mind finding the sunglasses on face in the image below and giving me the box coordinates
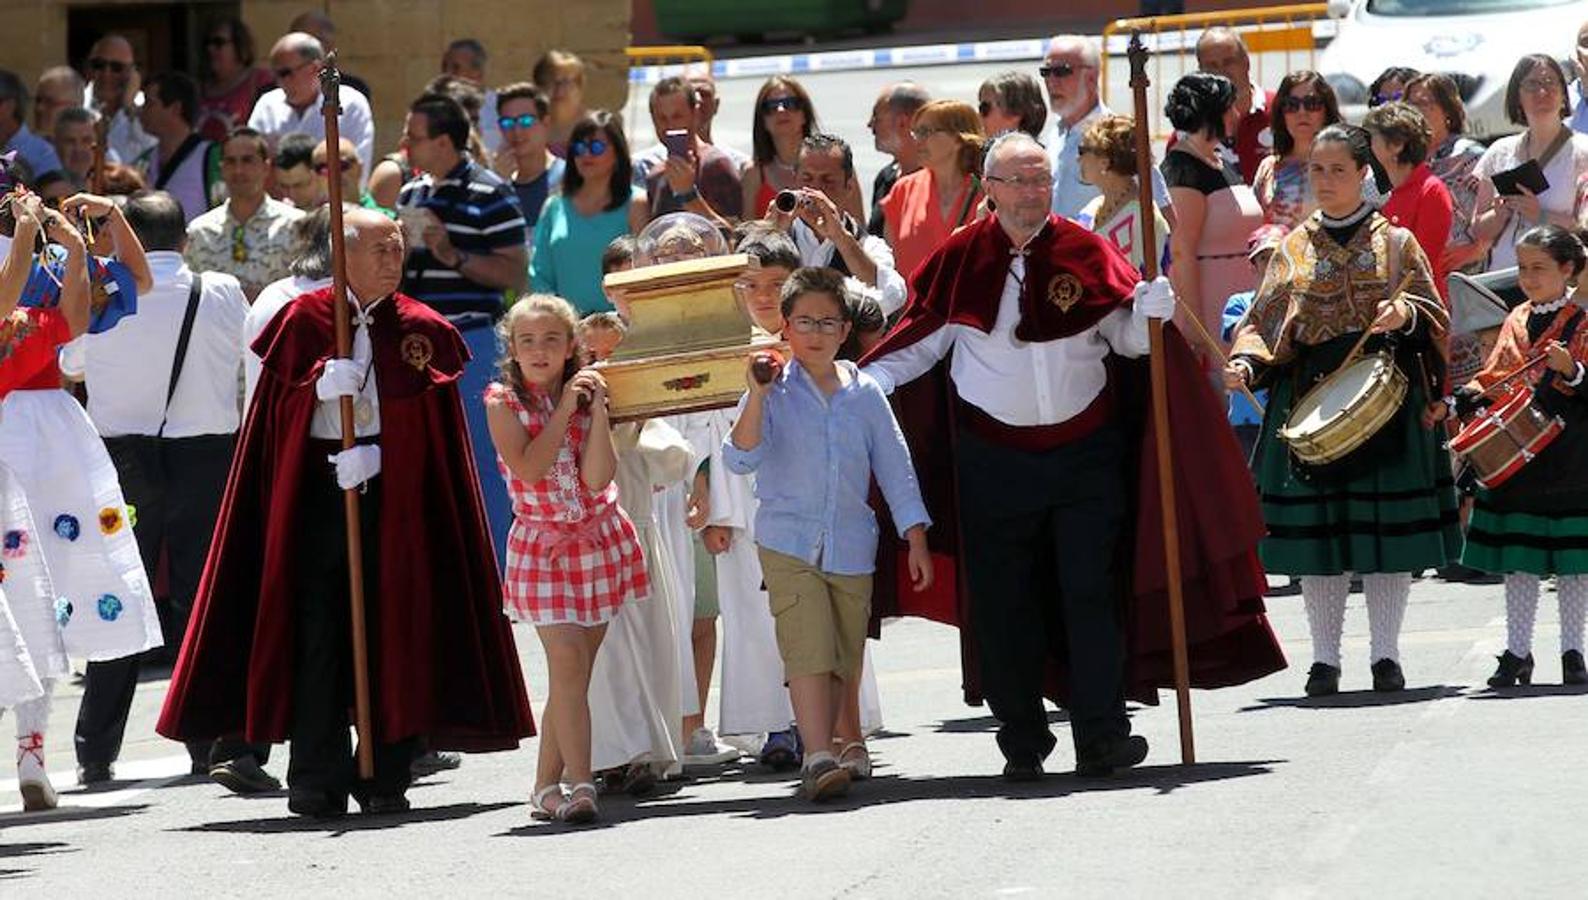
[789,316,844,335]
[571,139,609,157]
[231,224,248,264]
[1039,63,1077,80]
[1369,91,1403,108]
[1281,94,1327,113]
[273,61,310,80]
[206,36,232,49]
[314,159,355,175]
[760,96,802,116]
[498,114,539,132]
[978,100,996,117]
[88,58,130,75]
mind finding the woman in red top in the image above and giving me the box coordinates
[196,17,276,144]
[881,100,986,293]
[1365,103,1455,299]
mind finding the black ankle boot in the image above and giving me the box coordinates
[1563,650,1587,686]
[1487,651,1535,688]
[1371,658,1405,692]
[1304,662,1341,697]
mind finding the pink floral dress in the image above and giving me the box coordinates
[488,382,647,626]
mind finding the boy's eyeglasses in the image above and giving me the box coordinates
[759,96,802,116]
[789,316,844,335]
[1281,94,1327,113]
[498,114,539,132]
[571,139,609,157]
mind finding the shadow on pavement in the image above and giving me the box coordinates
[934,709,1069,734]
[1238,685,1464,712]
[2,803,150,827]
[494,760,1281,835]
[0,840,74,881]
[1469,684,1588,699]
[173,801,517,836]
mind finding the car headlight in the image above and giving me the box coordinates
[1325,73,1368,107]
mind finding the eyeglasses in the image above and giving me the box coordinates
[789,316,844,335]
[205,36,232,49]
[1281,94,1327,113]
[1038,63,1077,80]
[1368,90,1403,108]
[273,61,311,81]
[231,224,248,264]
[498,113,539,131]
[984,173,1054,191]
[1521,77,1562,95]
[978,100,996,117]
[571,139,609,157]
[314,159,355,175]
[759,96,802,116]
[910,126,947,141]
[88,58,130,75]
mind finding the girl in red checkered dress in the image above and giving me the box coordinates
[485,294,647,825]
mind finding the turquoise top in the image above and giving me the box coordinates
[529,190,636,315]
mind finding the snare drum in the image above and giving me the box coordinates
[1449,385,1565,489]
[1279,352,1409,466]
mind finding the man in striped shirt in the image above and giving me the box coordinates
[396,92,527,315]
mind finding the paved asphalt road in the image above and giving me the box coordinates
[4,574,1586,895]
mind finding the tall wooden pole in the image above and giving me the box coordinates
[89,117,107,195]
[320,55,377,781]
[1127,32,1195,765]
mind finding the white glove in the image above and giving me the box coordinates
[327,445,381,490]
[315,358,366,401]
[1132,276,1175,320]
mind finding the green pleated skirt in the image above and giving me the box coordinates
[1252,335,1462,576]
[1461,401,1588,575]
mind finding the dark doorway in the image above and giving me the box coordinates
[67,2,239,80]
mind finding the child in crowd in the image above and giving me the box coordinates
[1221,225,1285,463]
[577,311,627,364]
[725,267,932,801]
[1455,226,1588,687]
[485,294,649,824]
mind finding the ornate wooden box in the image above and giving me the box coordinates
[598,254,785,421]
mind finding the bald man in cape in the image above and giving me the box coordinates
[158,208,533,817]
[861,133,1284,781]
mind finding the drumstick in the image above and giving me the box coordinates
[1169,304,1266,414]
[1474,351,1551,402]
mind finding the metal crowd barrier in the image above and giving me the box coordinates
[1100,3,1331,140]
[623,45,715,138]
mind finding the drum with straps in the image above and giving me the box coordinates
[1449,384,1565,489]
[1279,350,1408,466]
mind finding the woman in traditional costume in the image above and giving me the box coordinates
[1455,226,1588,687]
[1228,124,1462,697]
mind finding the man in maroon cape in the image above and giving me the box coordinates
[861,133,1284,781]
[157,209,534,817]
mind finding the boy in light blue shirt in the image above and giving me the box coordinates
[723,266,932,802]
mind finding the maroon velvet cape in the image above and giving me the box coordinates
[157,288,535,751]
[864,215,1287,706]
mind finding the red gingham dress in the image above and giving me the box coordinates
[489,383,648,626]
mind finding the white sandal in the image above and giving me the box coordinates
[560,782,599,824]
[530,783,565,821]
[836,742,872,781]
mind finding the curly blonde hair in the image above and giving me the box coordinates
[496,293,580,396]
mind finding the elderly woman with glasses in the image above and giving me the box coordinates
[529,111,647,314]
[1470,54,1588,274]
[1253,71,1342,229]
[880,100,986,300]
[1075,114,1168,275]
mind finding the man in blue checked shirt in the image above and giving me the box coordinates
[723,266,932,803]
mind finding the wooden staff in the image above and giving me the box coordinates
[320,55,376,781]
[1128,32,1194,765]
[89,116,108,195]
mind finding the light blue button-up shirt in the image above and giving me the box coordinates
[1050,101,1171,221]
[722,359,930,576]
[2,124,63,182]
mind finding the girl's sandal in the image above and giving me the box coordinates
[836,741,872,781]
[530,783,566,821]
[559,782,599,824]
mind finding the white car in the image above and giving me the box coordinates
[1321,0,1588,138]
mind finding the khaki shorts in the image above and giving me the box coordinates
[756,546,872,682]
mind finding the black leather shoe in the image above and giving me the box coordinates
[287,789,347,819]
[76,762,114,786]
[1487,651,1535,688]
[1371,658,1406,692]
[210,755,282,794]
[1075,735,1149,778]
[1304,662,1341,697]
[357,793,411,816]
[1564,650,1587,685]
[1001,760,1043,783]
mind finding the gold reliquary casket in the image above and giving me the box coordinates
[597,253,786,421]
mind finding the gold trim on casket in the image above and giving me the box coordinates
[602,254,753,359]
[597,337,787,422]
